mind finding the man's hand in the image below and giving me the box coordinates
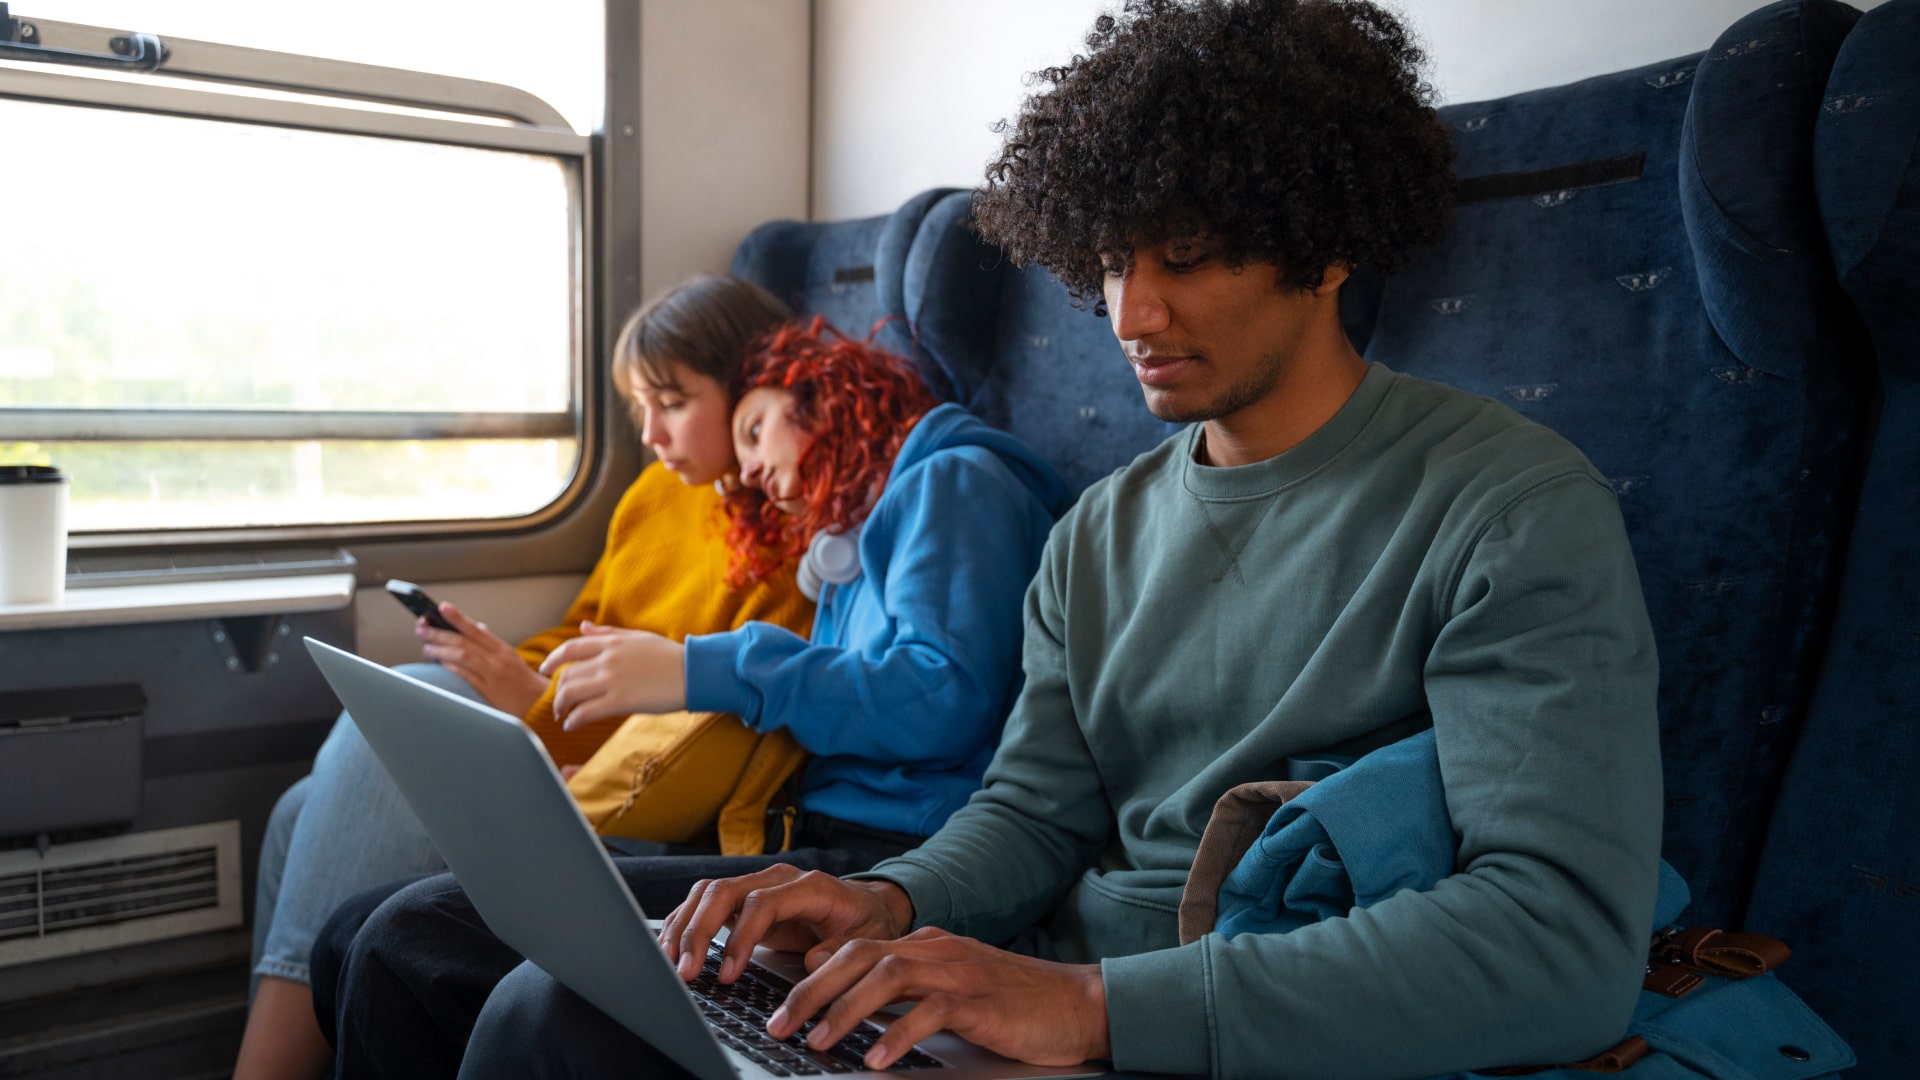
[777,929,1109,1070]
[659,865,913,984]
[658,866,1109,1070]
[540,623,688,730]
[417,603,548,718]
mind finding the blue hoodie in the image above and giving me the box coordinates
[683,403,1072,838]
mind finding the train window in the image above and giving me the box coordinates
[35,0,602,135]
[0,5,598,538]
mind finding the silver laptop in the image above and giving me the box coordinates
[304,639,1104,1080]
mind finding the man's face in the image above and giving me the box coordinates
[1102,236,1318,424]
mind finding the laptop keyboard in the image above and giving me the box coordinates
[691,944,948,1075]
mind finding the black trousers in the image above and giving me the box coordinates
[312,814,919,1079]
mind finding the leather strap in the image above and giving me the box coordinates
[1642,962,1705,998]
[1642,924,1791,997]
[1652,926,1792,979]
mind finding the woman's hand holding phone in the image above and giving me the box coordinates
[416,601,550,719]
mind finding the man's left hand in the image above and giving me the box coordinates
[540,623,688,729]
[768,927,1110,1070]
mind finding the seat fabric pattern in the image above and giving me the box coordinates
[730,191,957,398]
[1746,1,1920,1074]
[1356,0,1868,929]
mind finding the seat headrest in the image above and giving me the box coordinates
[1814,0,1920,376]
[897,191,1010,407]
[1681,0,1860,372]
[875,187,963,335]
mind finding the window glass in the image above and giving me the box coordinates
[25,0,603,134]
[24,440,576,531]
[0,99,580,530]
[0,5,597,535]
[1,101,572,413]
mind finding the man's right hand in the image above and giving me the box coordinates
[658,865,914,984]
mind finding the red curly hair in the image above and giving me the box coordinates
[723,318,939,584]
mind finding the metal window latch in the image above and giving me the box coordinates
[0,5,168,72]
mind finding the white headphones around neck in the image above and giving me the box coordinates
[797,527,862,601]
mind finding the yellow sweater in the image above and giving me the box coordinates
[514,462,814,767]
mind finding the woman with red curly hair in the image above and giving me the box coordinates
[326,320,1071,1075]
[720,317,946,591]
[540,316,1071,848]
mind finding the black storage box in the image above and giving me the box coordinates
[0,684,145,839]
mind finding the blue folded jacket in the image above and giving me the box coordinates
[1190,730,1852,1079]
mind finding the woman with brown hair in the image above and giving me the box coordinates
[235,275,815,1080]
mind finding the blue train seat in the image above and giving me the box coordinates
[1746,0,1920,1074]
[1352,0,1869,932]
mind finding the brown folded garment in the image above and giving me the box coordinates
[1176,779,1315,945]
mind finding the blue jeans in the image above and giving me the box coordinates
[250,662,475,991]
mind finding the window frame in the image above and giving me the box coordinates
[0,11,614,550]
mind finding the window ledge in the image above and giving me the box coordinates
[0,573,356,633]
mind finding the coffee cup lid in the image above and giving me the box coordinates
[0,465,66,484]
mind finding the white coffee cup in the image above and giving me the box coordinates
[0,465,70,606]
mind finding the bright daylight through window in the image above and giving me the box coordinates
[0,1,601,533]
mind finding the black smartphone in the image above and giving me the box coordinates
[386,578,459,634]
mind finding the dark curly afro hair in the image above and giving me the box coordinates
[974,0,1455,303]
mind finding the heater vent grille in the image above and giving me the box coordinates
[0,823,241,968]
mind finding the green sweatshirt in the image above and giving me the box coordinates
[862,364,1663,1079]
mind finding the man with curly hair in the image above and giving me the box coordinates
[461,1,1664,1077]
